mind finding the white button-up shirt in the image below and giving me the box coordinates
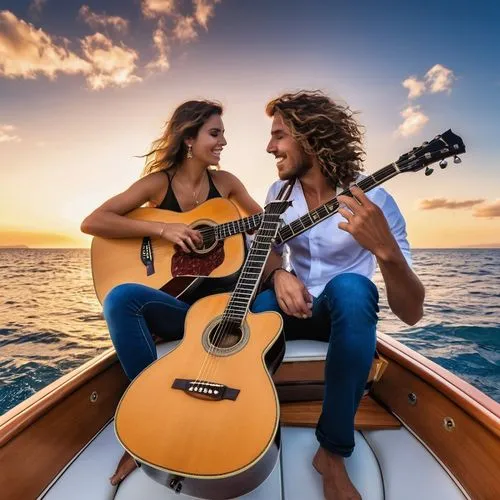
[265,178,412,297]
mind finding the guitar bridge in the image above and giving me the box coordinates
[172,378,240,401]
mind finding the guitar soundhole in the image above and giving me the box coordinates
[190,222,218,255]
[194,223,217,252]
[208,320,242,350]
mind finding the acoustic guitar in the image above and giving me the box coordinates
[91,198,262,303]
[91,129,465,303]
[114,200,291,499]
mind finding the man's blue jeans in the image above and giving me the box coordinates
[251,273,379,457]
[103,284,190,380]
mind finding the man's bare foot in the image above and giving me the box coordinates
[312,446,361,500]
[109,451,138,486]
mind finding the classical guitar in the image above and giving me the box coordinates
[91,129,465,303]
[115,200,291,499]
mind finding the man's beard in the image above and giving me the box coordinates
[282,154,312,180]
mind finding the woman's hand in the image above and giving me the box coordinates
[274,270,313,319]
[159,223,203,253]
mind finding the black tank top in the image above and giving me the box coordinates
[158,169,222,212]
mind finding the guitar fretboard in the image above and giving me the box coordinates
[275,163,400,244]
[222,204,287,324]
[215,213,262,240]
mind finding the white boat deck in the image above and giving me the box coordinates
[39,340,468,500]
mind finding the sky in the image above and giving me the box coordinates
[1,0,499,248]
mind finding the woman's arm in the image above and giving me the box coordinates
[80,173,165,239]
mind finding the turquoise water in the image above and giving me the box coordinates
[0,248,499,415]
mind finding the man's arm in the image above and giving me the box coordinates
[337,186,424,326]
[376,246,424,326]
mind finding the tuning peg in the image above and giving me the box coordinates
[439,159,448,169]
[425,167,434,176]
[422,141,429,146]
[453,155,462,164]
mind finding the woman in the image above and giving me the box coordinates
[81,99,262,485]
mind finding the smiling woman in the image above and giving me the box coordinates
[79,98,262,485]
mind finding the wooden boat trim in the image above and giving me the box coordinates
[0,347,122,447]
[3,332,498,447]
[376,333,500,435]
[371,346,500,500]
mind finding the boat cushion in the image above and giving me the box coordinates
[156,339,329,363]
[281,427,383,500]
[41,420,467,500]
[114,451,282,500]
[362,428,466,499]
[40,421,123,500]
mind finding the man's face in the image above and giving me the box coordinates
[266,113,311,180]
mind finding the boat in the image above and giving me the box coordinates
[1,331,499,500]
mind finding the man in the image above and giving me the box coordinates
[252,90,425,500]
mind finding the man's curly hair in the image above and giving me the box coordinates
[266,90,365,187]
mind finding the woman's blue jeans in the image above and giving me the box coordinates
[251,273,379,458]
[103,284,190,380]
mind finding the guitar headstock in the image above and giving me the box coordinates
[397,129,466,176]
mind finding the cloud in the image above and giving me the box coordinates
[0,11,141,89]
[81,33,141,90]
[402,76,426,99]
[29,0,47,16]
[194,0,221,29]
[141,0,175,18]
[395,105,429,137]
[146,19,170,71]
[419,198,485,210]
[402,64,456,100]
[173,16,197,42]
[0,10,91,80]
[473,200,500,218]
[0,124,21,143]
[425,64,455,94]
[78,5,129,32]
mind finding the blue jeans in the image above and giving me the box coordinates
[251,273,379,457]
[103,284,190,380]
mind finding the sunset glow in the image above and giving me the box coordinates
[1,1,499,248]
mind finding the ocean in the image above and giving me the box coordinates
[0,248,499,416]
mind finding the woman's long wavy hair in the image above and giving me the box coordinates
[265,90,365,187]
[141,100,223,177]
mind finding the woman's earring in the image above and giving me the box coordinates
[187,144,193,159]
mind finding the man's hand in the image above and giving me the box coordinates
[274,270,313,319]
[337,186,399,262]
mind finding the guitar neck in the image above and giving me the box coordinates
[275,163,401,244]
[223,208,286,324]
[215,213,263,239]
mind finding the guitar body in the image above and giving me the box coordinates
[91,198,246,304]
[115,293,285,499]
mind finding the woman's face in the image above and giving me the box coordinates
[190,114,227,166]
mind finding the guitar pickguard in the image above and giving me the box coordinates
[171,241,225,277]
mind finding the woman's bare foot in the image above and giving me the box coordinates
[312,446,361,500]
[109,451,138,486]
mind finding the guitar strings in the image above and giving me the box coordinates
[191,212,281,389]
[192,221,277,388]
[200,222,278,387]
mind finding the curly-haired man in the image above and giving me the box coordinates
[252,91,425,499]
